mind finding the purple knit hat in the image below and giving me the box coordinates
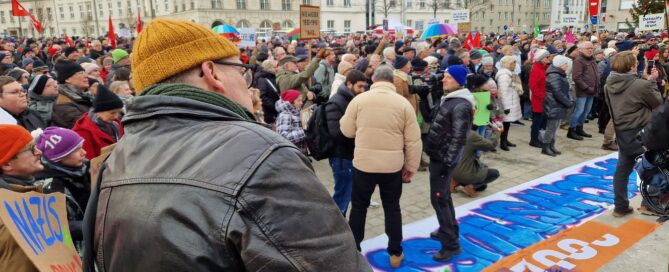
[35,127,85,162]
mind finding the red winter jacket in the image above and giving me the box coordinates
[529,62,549,113]
[72,112,124,160]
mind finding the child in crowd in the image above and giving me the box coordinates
[34,127,90,246]
[275,89,307,154]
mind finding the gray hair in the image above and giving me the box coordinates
[342,53,356,63]
[415,42,430,55]
[372,65,394,83]
[261,59,277,70]
[382,47,395,58]
[577,41,592,49]
[369,54,381,62]
[91,40,102,46]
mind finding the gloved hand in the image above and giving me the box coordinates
[486,103,494,111]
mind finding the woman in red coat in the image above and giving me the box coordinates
[529,48,551,148]
[73,85,124,160]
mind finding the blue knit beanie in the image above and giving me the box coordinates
[445,65,468,87]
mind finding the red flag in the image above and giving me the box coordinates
[137,11,142,34]
[27,13,42,33]
[463,32,473,50]
[64,34,74,47]
[472,32,481,48]
[11,0,29,16]
[108,16,117,48]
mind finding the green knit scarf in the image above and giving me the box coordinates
[141,83,255,121]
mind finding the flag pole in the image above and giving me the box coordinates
[18,15,23,38]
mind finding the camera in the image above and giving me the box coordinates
[409,72,444,96]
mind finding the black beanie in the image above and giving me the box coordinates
[411,58,428,71]
[93,85,124,112]
[467,74,490,91]
[55,61,84,84]
[394,55,410,70]
[28,74,51,95]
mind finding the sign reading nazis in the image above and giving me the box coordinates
[300,5,320,39]
[0,190,82,272]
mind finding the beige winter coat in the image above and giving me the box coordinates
[340,81,422,173]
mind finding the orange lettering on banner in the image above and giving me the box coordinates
[484,218,659,272]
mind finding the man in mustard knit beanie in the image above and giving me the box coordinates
[82,18,371,272]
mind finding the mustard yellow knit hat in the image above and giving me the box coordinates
[131,18,240,93]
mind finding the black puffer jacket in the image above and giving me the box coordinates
[82,94,370,272]
[543,65,573,119]
[325,84,355,160]
[425,88,474,168]
[255,70,280,124]
[642,101,669,151]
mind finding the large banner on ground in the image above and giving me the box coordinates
[0,190,82,272]
[484,218,658,271]
[361,153,642,271]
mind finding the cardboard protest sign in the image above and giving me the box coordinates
[639,14,665,30]
[300,5,321,39]
[90,143,116,187]
[457,22,472,34]
[0,190,82,272]
[472,92,491,126]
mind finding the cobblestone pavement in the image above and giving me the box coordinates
[312,120,612,238]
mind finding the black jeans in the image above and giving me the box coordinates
[598,98,611,132]
[429,161,460,251]
[531,112,546,144]
[613,153,637,211]
[348,168,403,255]
[472,169,500,191]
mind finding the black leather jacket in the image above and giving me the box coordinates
[82,94,370,272]
[543,65,573,120]
[425,89,474,168]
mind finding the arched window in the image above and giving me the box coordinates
[236,19,251,28]
[259,20,272,32]
[282,20,293,29]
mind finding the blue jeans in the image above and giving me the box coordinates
[330,158,353,216]
[569,96,593,128]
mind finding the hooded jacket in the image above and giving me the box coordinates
[52,84,93,128]
[425,88,474,168]
[605,71,662,130]
[83,94,370,272]
[452,131,500,185]
[543,65,573,119]
[9,108,47,132]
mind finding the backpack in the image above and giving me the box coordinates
[305,102,335,161]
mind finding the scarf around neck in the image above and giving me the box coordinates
[141,83,255,121]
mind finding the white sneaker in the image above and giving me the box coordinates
[370,200,381,208]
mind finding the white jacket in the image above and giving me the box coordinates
[495,68,523,122]
[329,73,347,98]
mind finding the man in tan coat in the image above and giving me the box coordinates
[340,65,422,268]
[393,55,418,113]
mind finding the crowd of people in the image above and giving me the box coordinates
[1,18,668,271]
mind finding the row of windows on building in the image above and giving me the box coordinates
[496,0,552,7]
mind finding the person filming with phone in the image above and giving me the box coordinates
[644,49,667,93]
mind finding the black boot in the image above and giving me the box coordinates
[567,128,584,140]
[576,125,592,138]
[550,140,562,155]
[500,140,509,151]
[529,140,542,148]
[506,140,517,147]
[542,143,556,156]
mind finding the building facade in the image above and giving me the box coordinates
[1,0,477,38]
[469,0,552,34]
